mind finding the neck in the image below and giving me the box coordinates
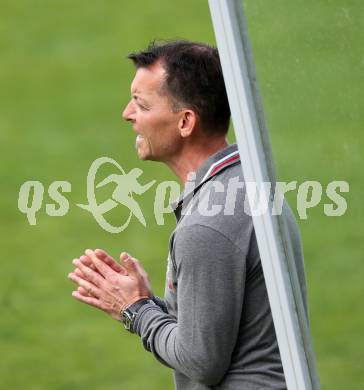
[165,136,229,184]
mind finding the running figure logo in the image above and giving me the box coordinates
[77,157,155,233]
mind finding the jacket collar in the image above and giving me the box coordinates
[172,143,240,220]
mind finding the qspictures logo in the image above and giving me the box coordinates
[17,157,349,233]
[76,157,156,233]
[17,157,180,233]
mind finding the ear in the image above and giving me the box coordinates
[178,110,197,138]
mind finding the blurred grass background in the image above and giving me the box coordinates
[0,0,363,389]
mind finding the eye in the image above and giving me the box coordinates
[137,103,149,111]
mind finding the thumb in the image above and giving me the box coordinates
[120,252,138,275]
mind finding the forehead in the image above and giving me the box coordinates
[130,62,166,96]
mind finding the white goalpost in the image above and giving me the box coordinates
[208,1,320,389]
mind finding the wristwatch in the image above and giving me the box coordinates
[121,299,155,333]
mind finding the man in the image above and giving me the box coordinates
[68,40,307,389]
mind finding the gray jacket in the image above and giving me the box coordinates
[134,144,307,389]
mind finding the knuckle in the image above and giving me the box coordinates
[75,269,82,277]
[84,282,94,294]
[81,267,90,277]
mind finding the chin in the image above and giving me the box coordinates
[137,153,149,161]
[137,150,162,162]
[136,147,151,161]
[136,142,162,162]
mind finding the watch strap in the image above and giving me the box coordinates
[121,298,156,333]
[127,298,153,314]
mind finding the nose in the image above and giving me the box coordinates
[122,100,135,122]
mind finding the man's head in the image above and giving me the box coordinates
[122,40,230,162]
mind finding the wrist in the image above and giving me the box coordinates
[120,297,156,333]
[120,295,151,316]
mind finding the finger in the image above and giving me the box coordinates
[77,286,90,296]
[94,248,111,261]
[68,272,102,298]
[94,249,127,274]
[120,252,129,262]
[72,259,105,287]
[79,250,127,275]
[79,255,98,271]
[73,266,95,283]
[74,268,85,278]
[77,286,98,298]
[120,253,140,277]
[129,256,149,281]
[72,291,106,311]
[85,249,115,279]
[132,258,148,278]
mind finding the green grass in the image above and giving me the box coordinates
[0,1,363,389]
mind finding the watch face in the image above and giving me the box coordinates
[122,310,134,331]
[121,299,154,332]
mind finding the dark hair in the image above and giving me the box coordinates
[127,40,230,135]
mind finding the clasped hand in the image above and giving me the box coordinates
[68,249,152,321]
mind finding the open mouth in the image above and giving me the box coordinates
[135,134,144,149]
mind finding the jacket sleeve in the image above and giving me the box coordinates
[133,224,246,386]
[151,295,168,313]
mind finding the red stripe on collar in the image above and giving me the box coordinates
[201,150,240,183]
[208,153,240,178]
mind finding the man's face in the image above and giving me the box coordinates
[122,62,182,162]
